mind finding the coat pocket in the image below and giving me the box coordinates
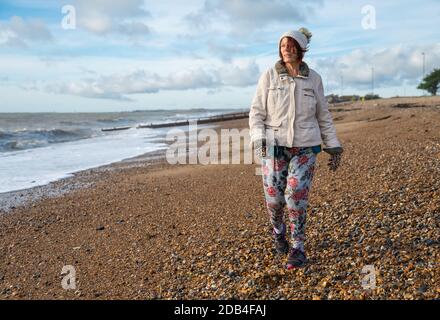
[267,86,278,111]
[299,121,317,129]
[298,121,321,142]
[303,88,316,100]
[302,88,317,115]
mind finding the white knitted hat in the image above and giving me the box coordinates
[279,28,312,51]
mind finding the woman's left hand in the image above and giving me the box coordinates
[323,147,343,172]
[328,152,342,171]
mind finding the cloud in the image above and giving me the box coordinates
[19,80,40,91]
[312,43,440,91]
[45,60,261,100]
[0,16,52,48]
[207,41,244,62]
[185,0,322,35]
[73,0,152,36]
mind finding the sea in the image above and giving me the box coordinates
[0,108,246,194]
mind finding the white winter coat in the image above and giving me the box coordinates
[249,60,341,149]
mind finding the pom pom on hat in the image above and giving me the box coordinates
[298,27,312,43]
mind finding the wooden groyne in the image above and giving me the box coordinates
[101,126,132,132]
[136,111,249,129]
[101,112,249,132]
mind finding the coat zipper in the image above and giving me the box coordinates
[288,78,296,147]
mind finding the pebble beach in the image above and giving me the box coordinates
[0,96,439,300]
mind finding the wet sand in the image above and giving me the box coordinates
[0,96,439,299]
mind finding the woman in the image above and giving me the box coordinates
[249,28,343,269]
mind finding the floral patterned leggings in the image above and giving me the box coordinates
[262,146,317,252]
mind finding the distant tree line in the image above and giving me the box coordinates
[324,67,440,102]
[418,68,440,95]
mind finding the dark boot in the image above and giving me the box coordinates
[286,248,307,269]
[273,224,289,255]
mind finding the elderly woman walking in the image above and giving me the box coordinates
[249,28,343,269]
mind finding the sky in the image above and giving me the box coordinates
[0,0,439,112]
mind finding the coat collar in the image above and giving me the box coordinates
[275,60,310,78]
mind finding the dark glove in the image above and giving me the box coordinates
[254,139,267,158]
[323,147,343,172]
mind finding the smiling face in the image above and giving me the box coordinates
[280,37,302,63]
